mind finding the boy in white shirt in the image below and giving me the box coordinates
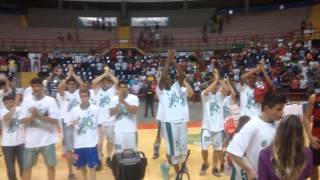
[199,69,229,177]
[1,95,24,180]
[109,81,139,153]
[239,64,274,118]
[68,88,102,180]
[158,50,189,175]
[57,65,85,179]
[20,77,60,180]
[92,66,118,167]
[226,92,286,180]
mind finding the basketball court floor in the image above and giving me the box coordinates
[0,102,313,180]
[0,127,229,180]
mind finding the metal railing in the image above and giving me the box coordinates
[0,28,319,52]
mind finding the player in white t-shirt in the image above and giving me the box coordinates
[67,88,102,180]
[221,78,238,121]
[200,69,228,177]
[20,77,60,180]
[157,50,189,175]
[57,65,85,179]
[152,74,193,160]
[226,92,286,180]
[1,95,24,180]
[109,81,139,153]
[239,64,274,118]
[92,66,118,167]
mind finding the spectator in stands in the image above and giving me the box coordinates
[202,24,208,43]
[144,81,155,118]
[57,32,64,41]
[67,33,72,41]
[107,21,112,32]
[96,19,100,30]
[101,17,106,31]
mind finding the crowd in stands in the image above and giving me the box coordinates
[0,36,319,101]
[57,30,80,42]
[137,25,174,50]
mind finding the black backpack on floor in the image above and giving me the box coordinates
[111,149,148,180]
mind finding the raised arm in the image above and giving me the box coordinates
[260,64,275,91]
[92,71,108,90]
[107,70,119,87]
[240,65,260,85]
[71,73,85,88]
[174,62,185,87]
[58,73,72,97]
[183,80,194,97]
[203,69,219,96]
[226,78,237,101]
[159,50,174,90]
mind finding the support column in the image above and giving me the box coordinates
[183,0,188,10]
[244,0,250,13]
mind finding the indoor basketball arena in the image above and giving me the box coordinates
[0,0,320,180]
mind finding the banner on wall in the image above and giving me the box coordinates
[131,17,169,27]
[78,17,118,27]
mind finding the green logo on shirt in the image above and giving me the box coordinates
[77,112,95,135]
[68,98,80,112]
[99,95,110,107]
[246,92,255,109]
[168,92,180,108]
[7,113,20,133]
[210,101,220,116]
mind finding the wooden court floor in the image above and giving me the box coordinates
[0,127,230,180]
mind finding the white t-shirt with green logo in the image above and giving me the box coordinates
[157,82,187,123]
[57,90,81,123]
[96,86,117,126]
[0,107,24,146]
[19,96,60,148]
[110,94,139,133]
[226,116,277,173]
[240,84,261,118]
[201,91,224,132]
[69,104,101,149]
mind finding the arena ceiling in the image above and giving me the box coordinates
[0,0,310,10]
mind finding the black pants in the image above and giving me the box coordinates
[144,101,155,117]
[2,144,24,180]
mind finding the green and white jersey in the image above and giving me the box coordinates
[110,94,139,133]
[96,86,117,126]
[157,82,187,123]
[0,107,25,146]
[69,104,100,148]
[239,84,261,118]
[201,91,224,132]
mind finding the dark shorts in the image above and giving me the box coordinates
[310,145,320,166]
[74,147,99,168]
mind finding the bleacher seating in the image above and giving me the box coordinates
[132,6,310,41]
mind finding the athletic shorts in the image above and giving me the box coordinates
[74,147,99,168]
[201,129,224,151]
[162,122,188,165]
[114,132,137,153]
[23,144,57,169]
[62,122,74,152]
[310,145,320,166]
[103,126,115,143]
